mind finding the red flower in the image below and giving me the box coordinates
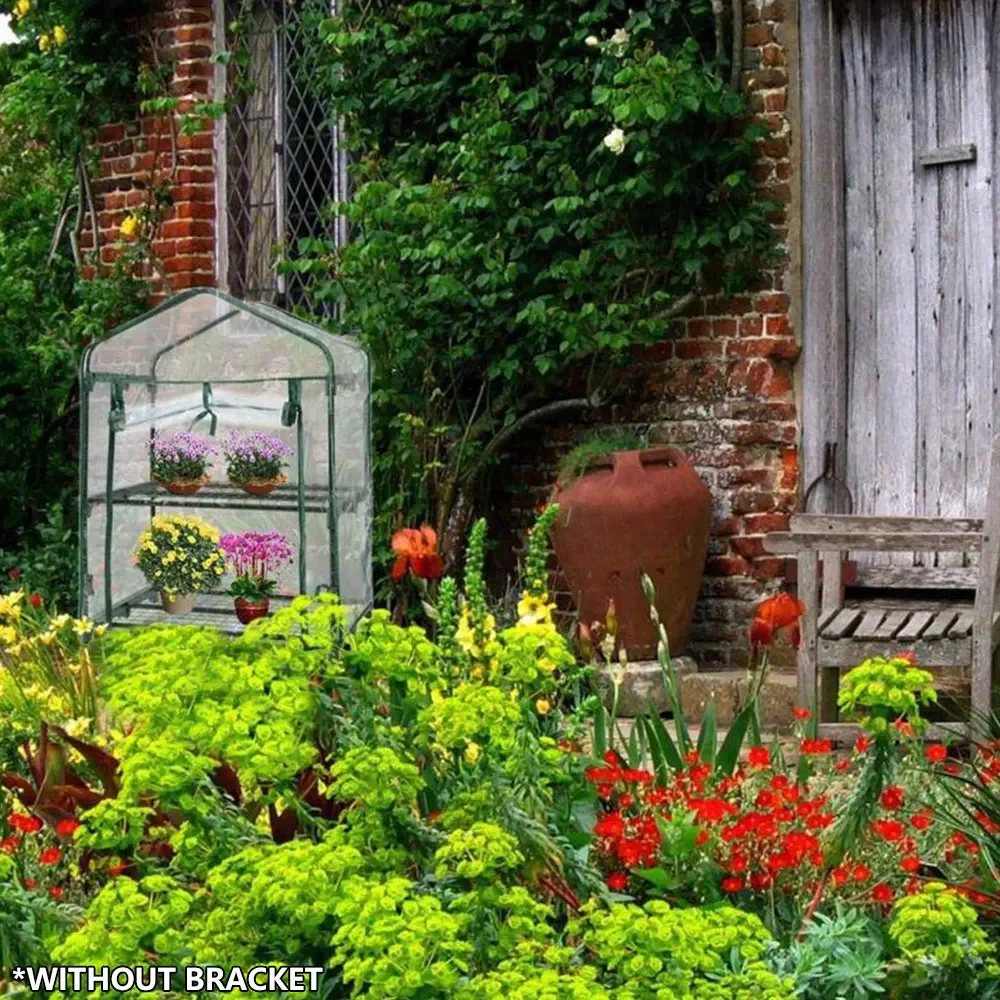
[835,759,851,773]
[684,750,700,765]
[39,847,61,865]
[750,872,774,891]
[48,886,64,900]
[910,811,934,831]
[901,856,921,874]
[800,739,833,755]
[832,866,849,886]
[606,872,629,891]
[8,813,42,834]
[872,883,894,903]
[893,719,916,738]
[0,836,19,854]
[896,651,917,664]
[55,818,80,838]
[925,744,948,763]
[721,876,745,893]
[108,859,128,876]
[28,593,42,608]
[880,785,905,811]
[747,746,771,769]
[793,707,811,721]
[22,878,36,890]
[750,593,806,649]
[943,762,962,775]
[853,863,872,882]
[855,735,872,754]
[7,567,21,580]
[872,819,906,842]
[691,797,738,824]
[594,812,625,839]
[390,526,443,582]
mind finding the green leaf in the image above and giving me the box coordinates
[646,102,667,121]
[716,705,752,777]
[635,867,677,890]
[697,697,717,765]
[645,700,684,773]
[593,702,608,759]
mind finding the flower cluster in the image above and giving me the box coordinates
[222,432,293,486]
[220,531,293,602]
[838,655,937,734]
[1,809,80,902]
[588,732,985,912]
[149,432,215,485]
[390,525,443,582]
[132,515,224,598]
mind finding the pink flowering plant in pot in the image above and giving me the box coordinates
[219,531,294,624]
[221,432,293,496]
[149,432,215,495]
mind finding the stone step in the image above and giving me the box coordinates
[593,658,698,717]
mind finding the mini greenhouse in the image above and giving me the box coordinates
[78,289,372,628]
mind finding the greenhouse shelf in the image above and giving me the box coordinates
[106,589,368,631]
[86,481,366,515]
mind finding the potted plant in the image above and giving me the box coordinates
[132,515,225,615]
[222,432,293,496]
[549,432,712,659]
[219,530,293,624]
[149,432,215,495]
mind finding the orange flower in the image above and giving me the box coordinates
[750,592,805,649]
[390,525,443,582]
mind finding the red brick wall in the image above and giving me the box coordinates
[503,0,799,671]
[80,0,218,301]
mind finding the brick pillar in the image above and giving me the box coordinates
[80,0,218,301]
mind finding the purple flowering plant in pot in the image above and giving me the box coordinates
[219,530,294,624]
[149,432,216,495]
[222,432,294,496]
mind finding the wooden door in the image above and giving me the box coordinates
[838,0,999,565]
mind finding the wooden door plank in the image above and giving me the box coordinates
[853,610,886,639]
[935,4,969,565]
[872,1,918,567]
[949,611,975,638]
[913,0,942,568]
[841,0,878,553]
[792,514,983,533]
[959,1,995,526]
[875,609,912,639]
[896,609,936,640]
[923,610,960,640]
[822,608,864,639]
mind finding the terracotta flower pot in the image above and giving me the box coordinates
[234,474,288,497]
[155,477,209,496]
[160,592,195,616]
[551,448,712,658]
[234,598,270,624]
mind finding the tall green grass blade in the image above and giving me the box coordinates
[646,698,684,773]
[716,704,752,776]
[593,701,608,759]
[697,697,718,765]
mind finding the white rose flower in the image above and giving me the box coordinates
[585,34,600,47]
[603,127,627,155]
[611,27,629,48]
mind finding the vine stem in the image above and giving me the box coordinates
[798,869,831,939]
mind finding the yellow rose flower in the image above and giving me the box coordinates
[535,698,552,716]
[53,24,66,45]
[38,32,50,51]
[120,214,140,240]
[464,741,481,764]
[14,0,29,18]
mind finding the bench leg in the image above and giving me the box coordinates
[971,633,996,738]
[820,666,840,724]
[796,551,820,713]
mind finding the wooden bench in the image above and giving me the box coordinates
[763,438,1000,740]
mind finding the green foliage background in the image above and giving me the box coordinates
[304,0,777,554]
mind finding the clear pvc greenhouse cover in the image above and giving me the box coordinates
[79,289,372,629]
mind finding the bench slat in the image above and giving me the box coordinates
[874,610,912,639]
[766,532,982,554]
[896,610,936,640]
[923,611,960,640]
[821,608,863,638]
[792,514,983,534]
[817,607,842,632]
[949,611,975,638]
[853,610,887,639]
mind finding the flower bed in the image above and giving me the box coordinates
[1,512,999,999]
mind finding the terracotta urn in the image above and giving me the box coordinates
[551,448,712,658]
[160,592,195,616]
[235,598,270,624]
